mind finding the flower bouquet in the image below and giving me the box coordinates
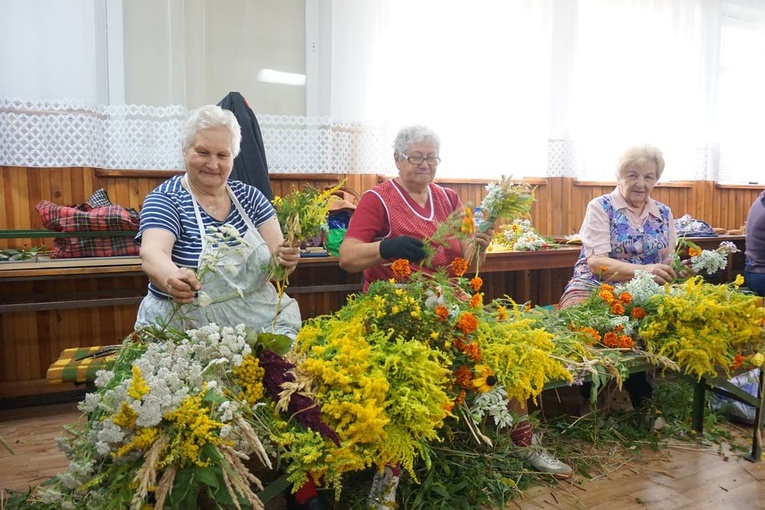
[476,176,535,233]
[275,258,572,500]
[545,270,765,388]
[673,238,740,278]
[13,323,339,510]
[269,182,344,283]
[487,219,555,252]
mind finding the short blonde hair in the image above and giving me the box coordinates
[616,144,665,180]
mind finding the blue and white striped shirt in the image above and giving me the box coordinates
[137,174,274,297]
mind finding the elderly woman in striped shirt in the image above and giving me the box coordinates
[134,104,301,338]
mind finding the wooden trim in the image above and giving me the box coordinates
[715,182,764,190]
[94,169,183,178]
[269,173,344,181]
[573,179,694,188]
[376,175,548,186]
[0,296,144,313]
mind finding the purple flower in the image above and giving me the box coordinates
[258,349,340,446]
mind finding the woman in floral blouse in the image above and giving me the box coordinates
[560,144,678,309]
[560,144,679,408]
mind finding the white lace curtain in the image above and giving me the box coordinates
[2,0,763,183]
[0,99,390,174]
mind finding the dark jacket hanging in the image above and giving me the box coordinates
[217,92,274,200]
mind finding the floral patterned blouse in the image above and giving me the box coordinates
[562,190,676,297]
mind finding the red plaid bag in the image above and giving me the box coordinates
[36,200,140,258]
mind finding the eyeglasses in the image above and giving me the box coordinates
[400,153,441,166]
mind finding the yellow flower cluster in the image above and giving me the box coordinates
[282,288,454,490]
[232,354,265,406]
[127,365,150,399]
[114,427,158,458]
[476,303,572,403]
[640,276,765,379]
[164,389,228,467]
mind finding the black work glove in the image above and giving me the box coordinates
[379,236,426,262]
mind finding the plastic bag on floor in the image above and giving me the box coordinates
[709,369,761,424]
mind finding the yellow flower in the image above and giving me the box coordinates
[751,352,764,367]
[472,364,497,393]
[734,274,745,288]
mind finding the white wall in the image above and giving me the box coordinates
[0,0,306,113]
[0,0,99,101]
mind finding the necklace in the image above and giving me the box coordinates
[184,176,225,215]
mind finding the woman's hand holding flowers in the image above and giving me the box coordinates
[275,241,301,271]
[164,267,201,304]
[380,235,426,262]
[473,224,494,251]
[642,263,677,285]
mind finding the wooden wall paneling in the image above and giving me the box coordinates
[70,166,85,203]
[8,167,28,231]
[36,310,53,379]
[701,181,716,227]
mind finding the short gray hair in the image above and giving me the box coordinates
[617,144,665,180]
[392,124,441,156]
[181,105,242,157]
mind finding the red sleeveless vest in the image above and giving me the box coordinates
[363,180,462,290]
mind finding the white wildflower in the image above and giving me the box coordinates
[79,392,101,413]
[93,369,114,388]
[197,291,214,307]
[691,250,727,275]
[617,270,662,305]
[470,386,514,429]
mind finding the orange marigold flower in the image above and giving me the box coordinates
[601,283,615,292]
[470,276,483,292]
[688,247,701,257]
[618,291,632,304]
[613,324,624,333]
[610,301,625,315]
[599,289,616,304]
[454,365,473,388]
[463,342,482,362]
[602,331,618,348]
[578,326,601,345]
[599,264,609,274]
[456,312,478,334]
[496,306,508,321]
[391,258,411,278]
[469,293,483,308]
[451,257,469,277]
[435,305,450,321]
[631,307,647,319]
[732,353,746,370]
[618,335,634,349]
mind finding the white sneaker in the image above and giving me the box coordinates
[514,435,573,478]
[368,465,400,509]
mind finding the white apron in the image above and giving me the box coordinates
[135,183,301,339]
